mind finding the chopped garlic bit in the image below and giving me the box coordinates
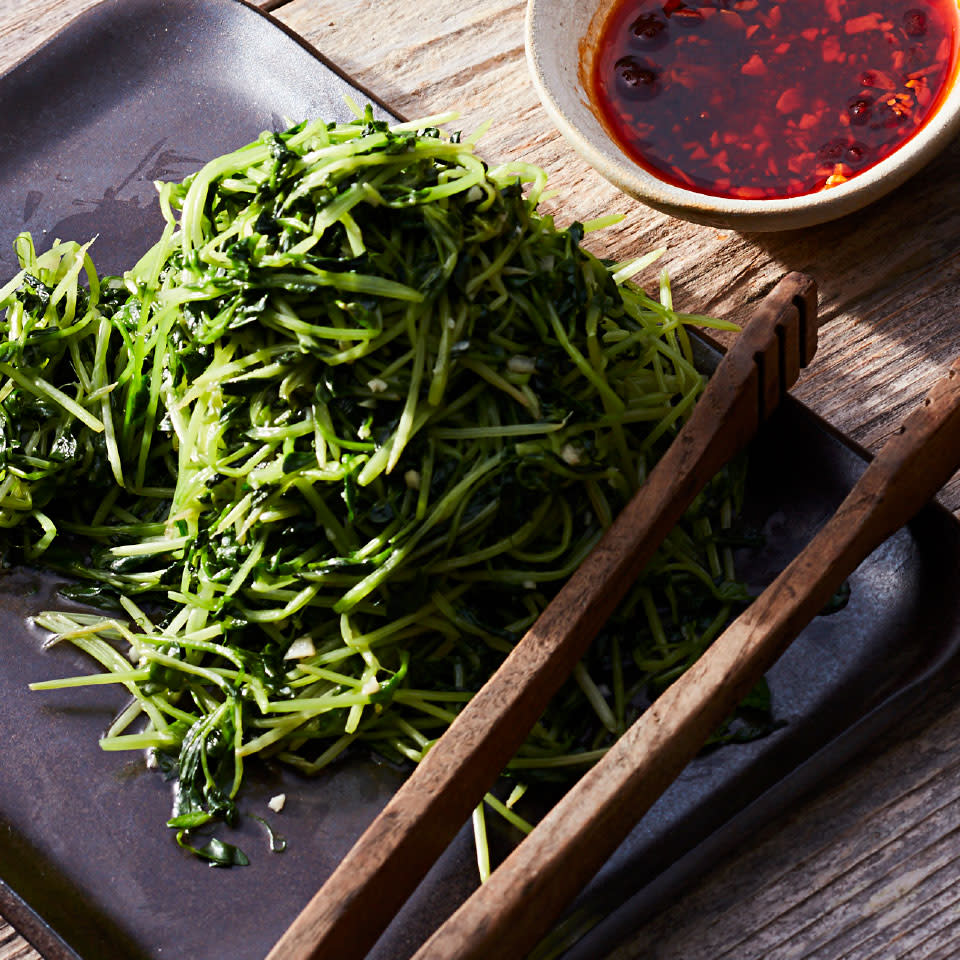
[367,377,388,393]
[267,793,286,813]
[824,164,848,187]
[404,469,421,490]
[145,748,158,770]
[507,355,536,374]
[284,636,317,660]
[561,443,582,466]
[361,676,382,696]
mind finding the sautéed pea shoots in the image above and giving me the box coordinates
[2,106,769,869]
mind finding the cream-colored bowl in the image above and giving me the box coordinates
[525,0,960,231]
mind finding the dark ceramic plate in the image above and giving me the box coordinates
[2,2,960,959]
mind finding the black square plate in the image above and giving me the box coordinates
[2,2,959,958]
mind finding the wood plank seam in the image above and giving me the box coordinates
[422,46,526,100]
[0,922,32,960]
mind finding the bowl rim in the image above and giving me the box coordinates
[525,0,960,229]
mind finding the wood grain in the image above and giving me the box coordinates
[1,1,960,959]
[0,926,36,960]
[0,0,100,76]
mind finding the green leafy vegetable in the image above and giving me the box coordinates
[4,106,767,865]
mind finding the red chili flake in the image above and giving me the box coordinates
[860,69,897,88]
[672,7,705,26]
[758,6,781,31]
[822,34,842,63]
[907,75,933,106]
[776,87,804,114]
[846,13,884,33]
[590,0,960,200]
[718,10,746,30]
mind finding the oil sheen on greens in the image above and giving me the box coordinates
[0,107,765,867]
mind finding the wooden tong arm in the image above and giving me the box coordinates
[413,356,960,960]
[266,273,818,960]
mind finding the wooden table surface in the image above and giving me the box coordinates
[3,0,960,958]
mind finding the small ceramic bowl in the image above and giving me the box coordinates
[525,0,960,231]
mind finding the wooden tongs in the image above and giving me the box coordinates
[410,334,960,958]
[413,301,960,960]
[267,263,960,958]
